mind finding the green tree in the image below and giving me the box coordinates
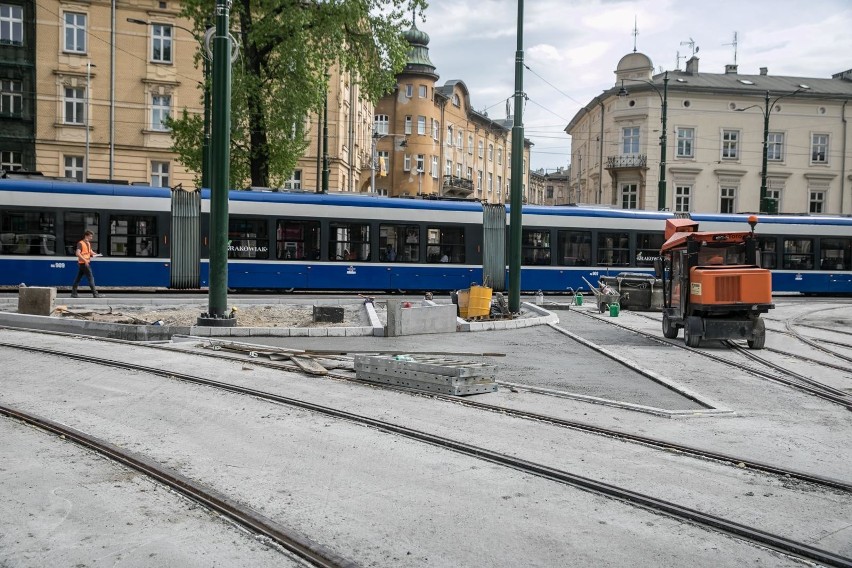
[170,0,428,189]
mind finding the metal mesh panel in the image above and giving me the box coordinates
[169,189,200,289]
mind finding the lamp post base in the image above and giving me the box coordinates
[196,313,237,327]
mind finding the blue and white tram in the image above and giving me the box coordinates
[1,177,850,294]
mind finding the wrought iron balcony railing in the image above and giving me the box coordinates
[606,154,647,169]
[442,175,474,196]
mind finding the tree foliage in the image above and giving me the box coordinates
[170,0,428,189]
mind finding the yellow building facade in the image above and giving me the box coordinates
[33,0,199,187]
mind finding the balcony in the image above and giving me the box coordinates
[442,175,474,197]
[606,154,647,170]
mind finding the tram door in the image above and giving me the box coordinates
[170,188,201,289]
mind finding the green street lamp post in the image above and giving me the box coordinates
[736,87,809,214]
[618,71,669,211]
[508,0,525,313]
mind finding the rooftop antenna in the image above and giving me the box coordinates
[632,16,639,52]
[723,31,738,65]
[675,50,685,70]
[680,37,698,57]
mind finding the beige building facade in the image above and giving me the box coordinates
[365,23,532,203]
[567,52,852,215]
[24,4,531,199]
[33,0,199,187]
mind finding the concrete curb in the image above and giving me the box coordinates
[456,302,559,332]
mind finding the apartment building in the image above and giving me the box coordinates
[567,51,852,214]
[367,22,532,202]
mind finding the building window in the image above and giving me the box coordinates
[676,127,694,158]
[415,154,424,173]
[374,114,389,135]
[622,127,639,154]
[63,12,86,53]
[478,140,484,158]
[431,119,439,140]
[64,87,85,124]
[721,130,739,160]
[488,144,493,161]
[446,125,453,145]
[1,4,24,45]
[811,134,829,163]
[417,115,426,135]
[0,150,22,171]
[476,170,482,191]
[456,130,463,148]
[445,159,452,176]
[418,84,427,98]
[151,94,171,130]
[452,93,460,106]
[675,185,691,212]
[151,24,173,63]
[487,172,493,193]
[404,84,413,98]
[404,116,412,135]
[620,183,638,209]
[720,187,736,213]
[767,132,784,161]
[0,78,22,116]
[467,134,473,155]
[497,148,503,165]
[403,154,411,172]
[809,190,825,214]
[151,161,170,187]
[283,169,301,190]
[64,156,84,181]
[431,156,438,178]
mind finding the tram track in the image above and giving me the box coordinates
[0,402,359,568]
[1,326,849,492]
[2,333,852,567]
[595,311,852,410]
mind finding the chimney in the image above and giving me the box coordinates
[725,64,738,74]
[685,56,699,75]
[760,67,768,76]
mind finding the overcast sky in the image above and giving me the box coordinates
[417,0,852,173]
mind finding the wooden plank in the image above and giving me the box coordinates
[290,355,328,376]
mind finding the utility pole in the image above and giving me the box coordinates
[508,0,525,313]
[199,0,235,326]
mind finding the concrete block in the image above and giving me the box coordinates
[290,327,310,337]
[18,287,56,316]
[326,327,347,337]
[386,299,456,337]
[308,327,329,336]
[313,305,344,323]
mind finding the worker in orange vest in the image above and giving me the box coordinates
[71,230,101,298]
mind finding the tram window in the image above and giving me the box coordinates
[522,229,551,265]
[380,224,419,262]
[64,212,99,256]
[0,210,56,255]
[636,232,664,267]
[427,226,465,263]
[819,238,851,270]
[330,222,370,261]
[276,220,319,260]
[228,217,269,259]
[782,238,814,270]
[556,230,591,266]
[597,232,630,267]
[109,215,158,257]
[756,237,778,269]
